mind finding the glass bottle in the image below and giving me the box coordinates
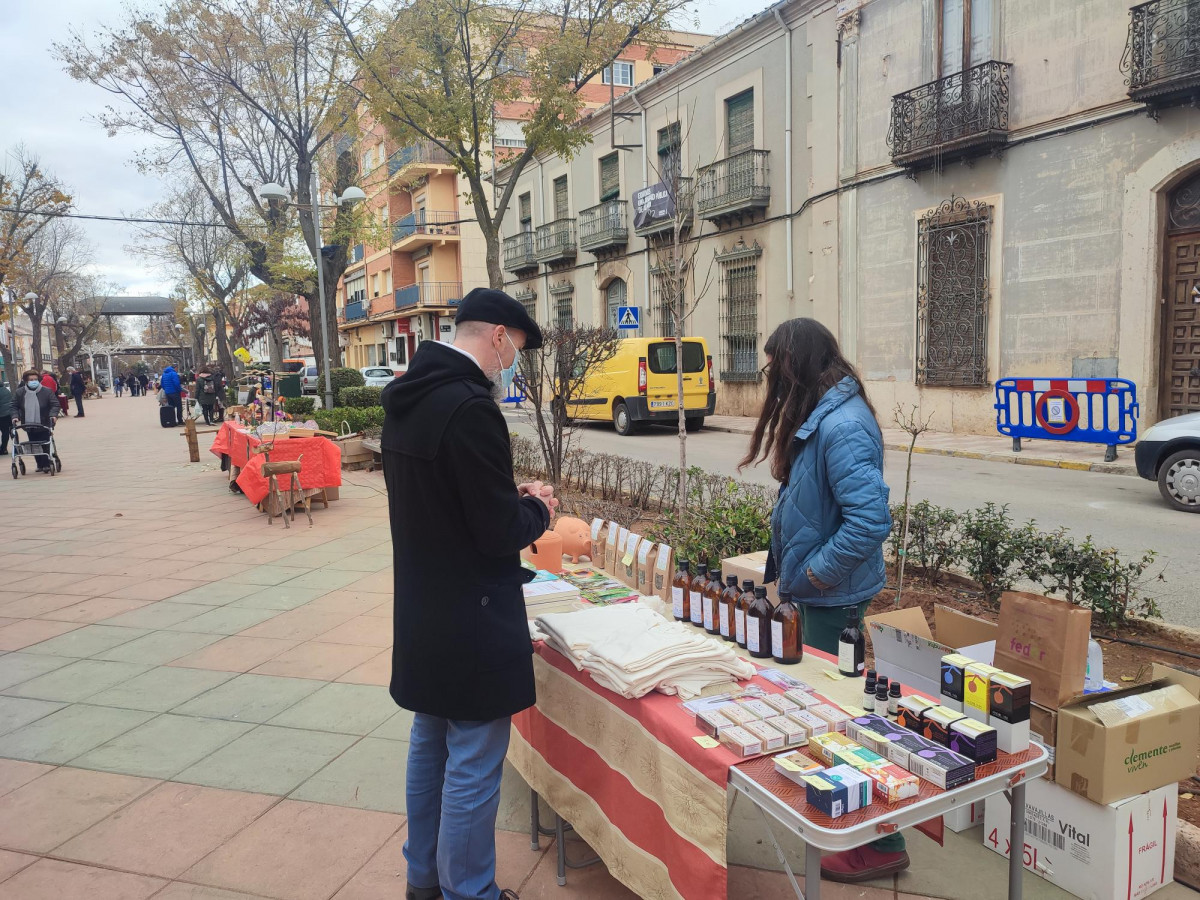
[734,579,754,649]
[689,563,708,627]
[838,607,866,677]
[862,674,877,710]
[703,569,723,635]
[771,597,802,665]
[875,685,889,716]
[888,682,902,718]
[718,574,739,642]
[671,559,691,622]
[746,586,774,659]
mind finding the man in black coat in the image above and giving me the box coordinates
[68,368,85,417]
[381,288,553,900]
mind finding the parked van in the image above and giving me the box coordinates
[568,337,716,435]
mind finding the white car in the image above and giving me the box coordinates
[1135,411,1200,513]
[360,366,399,388]
[300,366,320,395]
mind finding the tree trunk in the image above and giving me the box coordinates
[54,325,67,377]
[213,307,235,379]
[0,343,16,386]
[268,327,284,372]
[484,227,504,290]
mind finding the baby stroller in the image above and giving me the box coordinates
[10,422,61,478]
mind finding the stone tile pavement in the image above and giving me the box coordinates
[0,394,1186,900]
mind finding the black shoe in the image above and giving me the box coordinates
[74,414,84,418]
[499,890,520,900]
[405,885,443,900]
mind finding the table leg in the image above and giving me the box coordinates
[1008,781,1026,900]
[751,798,808,900]
[530,789,540,851]
[555,814,567,886]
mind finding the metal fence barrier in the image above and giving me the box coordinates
[994,377,1139,462]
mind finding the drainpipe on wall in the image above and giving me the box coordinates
[538,155,548,322]
[631,91,651,321]
[773,7,795,316]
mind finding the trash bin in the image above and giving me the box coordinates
[276,374,302,400]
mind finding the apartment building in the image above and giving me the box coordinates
[335,28,711,374]
[502,0,1200,429]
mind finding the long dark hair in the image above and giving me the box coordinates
[739,318,875,483]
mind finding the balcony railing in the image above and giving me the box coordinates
[1124,0,1200,105]
[392,209,461,243]
[388,140,454,177]
[578,200,629,253]
[534,218,577,263]
[503,232,538,272]
[888,61,1011,168]
[394,282,464,311]
[350,243,365,264]
[696,150,771,221]
[633,178,694,236]
[344,299,367,321]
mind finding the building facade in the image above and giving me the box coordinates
[501,0,1200,428]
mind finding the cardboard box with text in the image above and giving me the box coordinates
[721,551,778,606]
[865,605,997,700]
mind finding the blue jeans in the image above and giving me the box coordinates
[404,713,511,900]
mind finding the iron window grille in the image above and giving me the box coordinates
[916,196,992,387]
[513,288,538,322]
[549,282,574,329]
[716,241,762,382]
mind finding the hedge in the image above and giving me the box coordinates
[328,367,365,396]
[313,406,385,434]
[283,396,316,416]
[338,386,383,408]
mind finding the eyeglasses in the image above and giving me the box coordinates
[759,363,772,379]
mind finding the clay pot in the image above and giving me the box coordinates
[553,516,593,563]
[522,530,564,574]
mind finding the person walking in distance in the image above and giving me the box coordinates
[160,365,183,426]
[138,372,149,397]
[114,374,124,398]
[740,318,897,883]
[381,288,554,900]
[68,367,85,417]
[194,366,220,425]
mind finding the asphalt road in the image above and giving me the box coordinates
[506,413,1197,628]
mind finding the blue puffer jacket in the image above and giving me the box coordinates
[769,376,891,607]
[161,367,181,395]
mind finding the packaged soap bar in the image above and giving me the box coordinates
[940,653,974,713]
[718,702,759,726]
[908,745,976,789]
[784,690,822,709]
[921,706,967,747]
[766,715,806,747]
[760,693,801,716]
[808,732,862,766]
[719,725,764,758]
[948,717,998,764]
[773,751,824,784]
[896,695,939,732]
[787,709,830,739]
[860,762,921,804]
[823,764,873,812]
[738,698,778,720]
[855,729,894,755]
[809,704,851,733]
[696,709,735,739]
[846,714,894,744]
[743,719,786,752]
[963,662,1002,724]
[803,773,848,818]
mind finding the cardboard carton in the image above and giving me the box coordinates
[804,773,848,818]
[823,765,873,811]
[896,695,939,732]
[940,653,974,713]
[994,591,1091,708]
[774,751,824,784]
[1029,701,1058,781]
[943,800,985,833]
[922,706,967,746]
[984,778,1177,900]
[865,605,997,700]
[721,551,778,605]
[949,718,998,764]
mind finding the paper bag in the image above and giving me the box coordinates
[652,543,674,603]
[994,591,1090,708]
[604,521,620,573]
[635,538,655,595]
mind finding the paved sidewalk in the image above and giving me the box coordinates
[705,416,1137,476]
[0,394,1182,900]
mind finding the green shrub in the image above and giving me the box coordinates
[225,386,237,405]
[647,469,774,569]
[283,397,315,416]
[328,367,365,397]
[312,406,385,434]
[338,386,383,408]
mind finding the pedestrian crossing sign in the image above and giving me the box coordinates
[617,306,640,329]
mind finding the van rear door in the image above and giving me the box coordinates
[643,340,710,411]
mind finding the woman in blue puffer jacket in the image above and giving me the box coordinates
[741,317,903,883]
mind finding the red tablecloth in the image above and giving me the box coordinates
[209,422,342,505]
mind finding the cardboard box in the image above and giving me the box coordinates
[823,765,873,811]
[787,709,830,739]
[808,733,861,767]
[718,702,758,727]
[943,800,985,833]
[761,694,801,717]
[846,714,894,744]
[719,726,763,758]
[696,710,735,739]
[860,762,921,804]
[744,719,786,752]
[834,746,888,770]
[896,695,939,732]
[803,773,849,818]
[651,543,674,603]
[1029,702,1058,781]
[785,690,822,709]
[882,731,937,770]
[984,778,1177,900]
[1055,672,1200,805]
[738,698,777,720]
[922,706,967,746]
[810,704,851,734]
[766,715,806,747]
[865,605,997,700]
[964,662,1002,724]
[908,745,976,789]
[721,551,778,605]
[994,591,1091,709]
[940,653,974,713]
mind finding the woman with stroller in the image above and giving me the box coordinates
[12,370,58,472]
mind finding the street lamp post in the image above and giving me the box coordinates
[55,316,68,374]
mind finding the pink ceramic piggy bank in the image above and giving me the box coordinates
[553,516,593,563]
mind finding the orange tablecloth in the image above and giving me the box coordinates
[209,422,342,506]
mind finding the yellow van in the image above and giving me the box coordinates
[567,337,717,435]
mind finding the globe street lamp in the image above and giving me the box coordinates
[256,178,365,410]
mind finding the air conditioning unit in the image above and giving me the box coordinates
[381,322,395,338]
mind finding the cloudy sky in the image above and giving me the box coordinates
[0,0,741,298]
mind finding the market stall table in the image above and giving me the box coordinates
[208,421,341,506]
[510,632,1048,900]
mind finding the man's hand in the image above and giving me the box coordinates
[518,481,560,519]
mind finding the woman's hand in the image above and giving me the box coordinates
[807,568,833,591]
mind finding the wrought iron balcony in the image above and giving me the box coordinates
[344,299,368,322]
[534,218,577,263]
[388,140,454,181]
[1124,0,1200,106]
[696,150,770,222]
[392,209,461,246]
[633,178,693,236]
[888,61,1011,168]
[394,282,464,312]
[578,200,629,253]
[503,232,538,273]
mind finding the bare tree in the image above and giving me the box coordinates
[51,274,109,374]
[892,403,934,602]
[14,219,93,372]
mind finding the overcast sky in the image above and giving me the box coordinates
[0,0,742,298]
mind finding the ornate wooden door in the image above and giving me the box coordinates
[1162,233,1200,418]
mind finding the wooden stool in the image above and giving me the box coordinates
[261,459,309,528]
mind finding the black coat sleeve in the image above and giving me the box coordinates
[444,397,550,558]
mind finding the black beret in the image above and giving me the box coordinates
[454,287,543,350]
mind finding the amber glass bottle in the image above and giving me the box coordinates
[718,574,739,642]
[689,563,708,627]
[746,587,774,659]
[734,579,754,648]
[703,569,723,635]
[771,598,803,664]
[671,559,691,622]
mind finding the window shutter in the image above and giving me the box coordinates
[519,192,532,227]
[658,122,682,182]
[553,176,569,219]
[941,0,965,75]
[969,0,993,66]
[725,91,754,155]
[599,154,620,201]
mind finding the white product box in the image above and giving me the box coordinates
[943,800,985,833]
[983,778,1177,900]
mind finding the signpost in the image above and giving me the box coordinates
[616,306,640,330]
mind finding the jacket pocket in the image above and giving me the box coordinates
[473,583,534,673]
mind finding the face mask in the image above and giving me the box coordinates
[27,379,39,389]
[494,331,519,393]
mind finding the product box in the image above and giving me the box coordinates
[744,719,785,752]
[922,706,967,746]
[940,653,975,713]
[1028,702,1058,780]
[984,778,1177,900]
[964,662,1002,724]
[990,671,1032,753]
[1055,671,1200,805]
[604,521,620,573]
[908,745,976,789]
[948,718,998,764]
[719,725,763,758]
[635,538,655,595]
[803,773,848,818]
[855,729,895,756]
[787,709,830,739]
[860,762,921,804]
[823,765,873,812]
[721,551,778,606]
[833,746,888,771]
[865,605,997,700]
[766,715,806,747]
[810,704,852,733]
[696,709,735,739]
[773,751,824,784]
[760,694,801,716]
[718,702,759,727]
[846,714,894,744]
[808,733,861,767]
[993,591,1091,709]
[784,690,822,709]
[738,698,777,720]
[652,543,674,604]
[943,800,985,833]
[896,695,939,732]
[882,731,937,770]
